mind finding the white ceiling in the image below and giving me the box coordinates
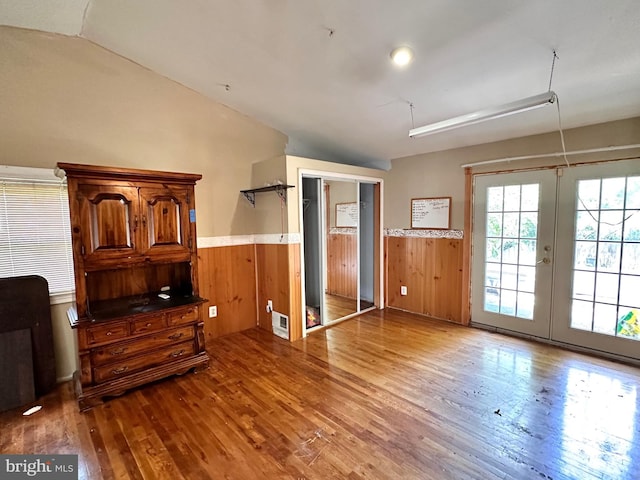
[3,0,640,169]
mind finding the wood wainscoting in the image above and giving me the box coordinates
[198,244,258,341]
[386,235,464,323]
[255,243,302,342]
[326,232,357,299]
[198,242,302,343]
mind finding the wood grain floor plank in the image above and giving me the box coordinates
[2,308,639,479]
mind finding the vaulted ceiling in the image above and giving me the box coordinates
[3,1,640,169]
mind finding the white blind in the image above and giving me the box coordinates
[0,176,74,295]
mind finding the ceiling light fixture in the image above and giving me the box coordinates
[390,46,414,66]
[408,90,557,138]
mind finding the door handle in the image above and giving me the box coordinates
[537,257,551,265]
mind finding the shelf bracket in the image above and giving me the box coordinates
[240,184,294,208]
[274,185,288,204]
[242,191,256,207]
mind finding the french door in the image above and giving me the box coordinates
[472,159,640,362]
[472,170,557,338]
[552,160,640,360]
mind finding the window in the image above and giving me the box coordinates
[0,166,74,298]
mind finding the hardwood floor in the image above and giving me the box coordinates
[2,308,640,479]
[324,293,357,321]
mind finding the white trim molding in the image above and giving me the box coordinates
[50,291,75,305]
[197,233,301,248]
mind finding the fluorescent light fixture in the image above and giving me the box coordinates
[409,91,557,138]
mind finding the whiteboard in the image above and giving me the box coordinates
[336,202,358,227]
[411,197,451,229]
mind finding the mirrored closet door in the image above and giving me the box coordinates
[301,174,380,334]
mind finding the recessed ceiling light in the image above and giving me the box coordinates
[390,46,414,66]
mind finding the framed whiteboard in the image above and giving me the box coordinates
[411,197,451,229]
[335,202,358,227]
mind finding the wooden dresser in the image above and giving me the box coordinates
[58,163,209,410]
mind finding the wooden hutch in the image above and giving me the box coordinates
[58,163,209,410]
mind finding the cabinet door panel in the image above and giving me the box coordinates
[139,187,191,257]
[77,185,140,264]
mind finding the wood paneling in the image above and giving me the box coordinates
[287,243,302,342]
[386,236,464,323]
[5,309,640,479]
[198,244,258,341]
[326,232,357,299]
[254,243,303,341]
[255,244,291,332]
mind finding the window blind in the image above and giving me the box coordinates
[0,177,74,295]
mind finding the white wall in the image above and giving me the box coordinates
[386,117,640,230]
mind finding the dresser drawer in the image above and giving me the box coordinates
[84,322,128,346]
[93,340,195,383]
[131,314,166,335]
[91,326,194,365]
[167,305,199,326]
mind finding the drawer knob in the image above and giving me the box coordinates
[112,366,128,375]
[110,347,127,356]
[170,349,185,358]
[145,322,152,327]
[168,333,184,340]
[106,331,113,336]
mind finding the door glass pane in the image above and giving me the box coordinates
[482,184,540,320]
[573,270,595,301]
[596,243,621,272]
[599,211,623,241]
[578,179,600,210]
[601,178,625,209]
[519,239,537,265]
[487,213,503,236]
[576,211,598,240]
[517,292,534,320]
[486,238,502,262]
[623,211,640,241]
[619,275,640,307]
[502,213,520,238]
[593,303,617,335]
[622,244,640,274]
[626,176,640,208]
[574,241,597,270]
[571,299,594,331]
[518,266,536,292]
[570,176,640,341]
[487,187,504,211]
[520,184,539,211]
[500,289,516,315]
[595,272,618,303]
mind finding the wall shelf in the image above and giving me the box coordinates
[241,184,294,207]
